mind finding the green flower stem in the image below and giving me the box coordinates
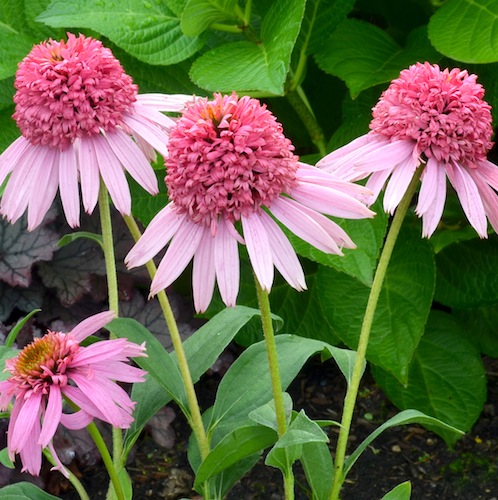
[254,278,294,500]
[87,421,125,500]
[43,449,90,500]
[97,180,124,476]
[98,180,119,316]
[122,215,210,461]
[286,89,326,156]
[329,168,423,500]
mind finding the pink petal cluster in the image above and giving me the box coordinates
[319,62,498,237]
[0,33,193,230]
[0,311,146,477]
[126,93,373,312]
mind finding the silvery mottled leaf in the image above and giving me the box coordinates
[38,238,105,306]
[0,280,44,322]
[147,406,176,449]
[0,214,59,287]
[119,292,195,351]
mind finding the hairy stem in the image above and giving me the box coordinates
[329,168,423,500]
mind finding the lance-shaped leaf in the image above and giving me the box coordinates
[38,0,204,66]
[190,0,306,94]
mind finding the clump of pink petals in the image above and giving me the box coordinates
[318,62,498,238]
[126,93,374,312]
[0,311,146,477]
[0,33,193,230]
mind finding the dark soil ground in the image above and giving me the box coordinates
[40,352,498,500]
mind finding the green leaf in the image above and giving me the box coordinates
[435,237,498,308]
[287,199,388,286]
[373,311,485,445]
[194,425,278,488]
[0,482,60,499]
[57,231,103,249]
[0,4,38,80]
[428,0,498,63]
[301,441,333,500]
[107,317,189,412]
[265,410,329,474]
[5,309,41,348]
[454,305,498,357]
[248,393,293,431]
[122,306,263,456]
[318,226,435,383]
[181,0,239,37]
[0,347,19,381]
[38,0,204,66]
[344,409,463,478]
[0,448,14,469]
[189,0,306,94]
[381,481,412,500]
[315,21,439,98]
[0,106,20,155]
[208,335,331,433]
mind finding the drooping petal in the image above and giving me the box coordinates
[122,114,170,158]
[92,133,131,214]
[135,93,194,112]
[132,102,176,130]
[60,410,94,430]
[192,227,217,313]
[269,197,343,254]
[383,156,420,214]
[0,136,30,186]
[78,137,101,214]
[38,386,62,447]
[70,310,116,342]
[241,213,274,291]
[125,204,182,268]
[447,162,488,237]
[467,168,498,234]
[26,147,60,230]
[47,441,69,478]
[19,415,42,476]
[259,211,306,291]
[105,128,158,194]
[150,217,205,296]
[214,219,240,307]
[354,137,416,173]
[417,158,447,237]
[58,145,81,228]
[10,392,42,454]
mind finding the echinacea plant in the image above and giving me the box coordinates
[1,2,498,500]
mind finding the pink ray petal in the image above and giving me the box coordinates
[92,133,131,214]
[241,213,274,291]
[365,167,396,204]
[214,219,240,307]
[383,156,420,214]
[10,392,42,453]
[125,204,182,267]
[132,102,176,129]
[26,148,60,230]
[447,162,488,237]
[467,169,498,234]
[192,227,217,313]
[416,158,447,237]
[91,363,147,383]
[62,385,107,422]
[0,136,29,185]
[136,93,194,112]
[122,114,170,158]
[259,211,306,291]
[269,197,343,254]
[150,218,205,296]
[105,128,158,194]
[354,138,416,173]
[60,410,94,430]
[70,310,115,342]
[58,145,81,228]
[19,416,42,476]
[38,386,62,447]
[78,137,101,214]
[291,182,374,219]
[47,441,69,478]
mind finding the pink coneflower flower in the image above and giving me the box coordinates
[0,311,146,477]
[318,62,498,238]
[125,93,374,312]
[0,33,192,230]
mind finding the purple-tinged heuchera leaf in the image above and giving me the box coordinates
[38,238,106,306]
[0,280,45,322]
[0,214,59,288]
